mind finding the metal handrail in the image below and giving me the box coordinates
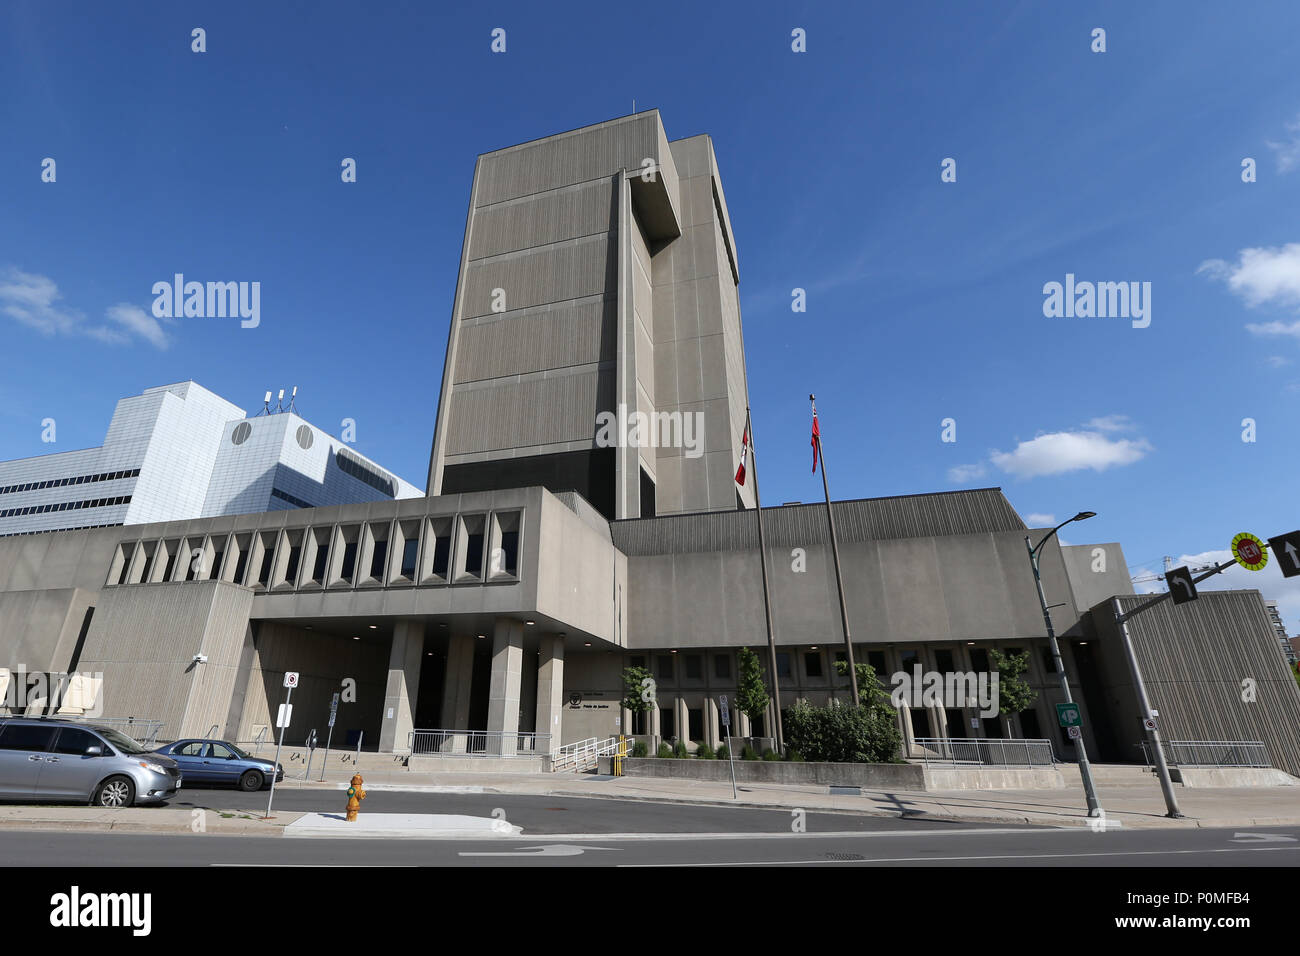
[1139,740,1269,769]
[67,716,166,746]
[407,729,551,757]
[911,736,1056,768]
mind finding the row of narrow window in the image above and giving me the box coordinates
[0,468,140,496]
[1,495,131,519]
[270,487,315,509]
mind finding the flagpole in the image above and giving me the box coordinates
[811,394,860,707]
[744,406,785,752]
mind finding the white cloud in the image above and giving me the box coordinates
[1246,320,1300,338]
[990,430,1152,478]
[1266,113,1300,173]
[1265,355,1292,368]
[0,267,168,348]
[1198,243,1300,311]
[947,462,987,483]
[1132,548,1300,635]
[1024,513,1056,526]
[1084,415,1133,432]
[106,303,169,349]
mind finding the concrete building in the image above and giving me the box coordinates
[0,382,420,537]
[2,113,1299,780]
[1265,600,1297,666]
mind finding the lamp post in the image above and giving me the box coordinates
[1026,511,1103,818]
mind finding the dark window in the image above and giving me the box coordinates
[944,708,967,737]
[432,535,451,577]
[233,551,249,584]
[340,542,357,581]
[400,539,418,578]
[688,708,703,741]
[1020,710,1043,739]
[51,727,99,755]
[684,655,702,680]
[776,653,792,678]
[713,655,730,679]
[969,648,990,674]
[629,656,646,669]
[210,548,225,579]
[335,447,396,496]
[0,724,56,752]
[804,652,823,678]
[899,649,920,670]
[285,545,301,583]
[935,649,956,674]
[639,468,656,519]
[656,656,673,680]
[162,552,177,582]
[867,651,887,682]
[115,555,130,585]
[910,708,932,738]
[312,542,330,582]
[1041,650,1057,678]
[498,530,519,575]
[175,741,205,757]
[139,551,154,582]
[257,548,275,586]
[660,707,675,740]
[369,539,387,579]
[463,527,484,577]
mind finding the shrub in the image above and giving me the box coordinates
[740,744,759,761]
[656,742,673,759]
[631,741,648,758]
[696,742,715,760]
[762,748,780,761]
[715,743,730,760]
[786,749,805,762]
[673,739,689,759]
[783,698,903,763]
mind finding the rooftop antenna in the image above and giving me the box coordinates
[276,389,285,413]
[257,391,272,416]
[287,386,298,415]
[632,98,636,115]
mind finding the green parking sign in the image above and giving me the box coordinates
[1057,703,1082,728]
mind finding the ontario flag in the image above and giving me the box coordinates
[811,412,821,473]
[735,424,750,486]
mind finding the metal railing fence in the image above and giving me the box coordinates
[408,729,551,757]
[1139,740,1269,768]
[911,737,1056,768]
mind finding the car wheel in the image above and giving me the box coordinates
[94,776,135,808]
[238,770,264,792]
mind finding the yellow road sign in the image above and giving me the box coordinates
[1231,532,1268,571]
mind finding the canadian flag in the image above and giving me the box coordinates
[735,425,750,486]
[811,412,821,473]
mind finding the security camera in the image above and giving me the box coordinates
[193,654,208,664]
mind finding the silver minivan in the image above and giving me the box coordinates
[0,717,181,807]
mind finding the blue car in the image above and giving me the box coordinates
[153,739,283,791]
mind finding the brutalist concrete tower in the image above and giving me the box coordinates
[426,111,753,520]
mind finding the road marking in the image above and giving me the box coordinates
[1231,831,1297,843]
[459,844,619,857]
[497,827,1057,841]
[621,845,1300,866]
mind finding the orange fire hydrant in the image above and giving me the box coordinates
[345,773,366,822]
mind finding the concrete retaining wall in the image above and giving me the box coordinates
[408,755,553,774]
[1172,767,1299,788]
[601,757,1067,790]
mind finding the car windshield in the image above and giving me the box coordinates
[90,727,150,755]
[227,743,251,760]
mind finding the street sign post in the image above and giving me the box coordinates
[265,675,296,818]
[1268,531,1300,579]
[319,691,340,782]
[1056,703,1081,728]
[1165,566,1198,605]
[719,695,737,800]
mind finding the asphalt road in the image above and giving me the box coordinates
[3,824,1298,866]
[163,786,984,834]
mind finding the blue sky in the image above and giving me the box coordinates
[2,2,1299,628]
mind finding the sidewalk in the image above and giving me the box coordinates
[1,771,1296,838]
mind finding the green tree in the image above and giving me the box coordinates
[833,659,895,710]
[620,665,656,732]
[989,649,1037,736]
[735,647,771,728]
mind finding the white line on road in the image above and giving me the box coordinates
[622,845,1300,866]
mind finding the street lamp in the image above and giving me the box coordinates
[1026,511,1103,818]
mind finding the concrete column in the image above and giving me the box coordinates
[441,634,475,730]
[379,619,424,753]
[649,700,661,740]
[705,697,720,748]
[534,633,565,749]
[487,618,524,752]
[675,696,689,746]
